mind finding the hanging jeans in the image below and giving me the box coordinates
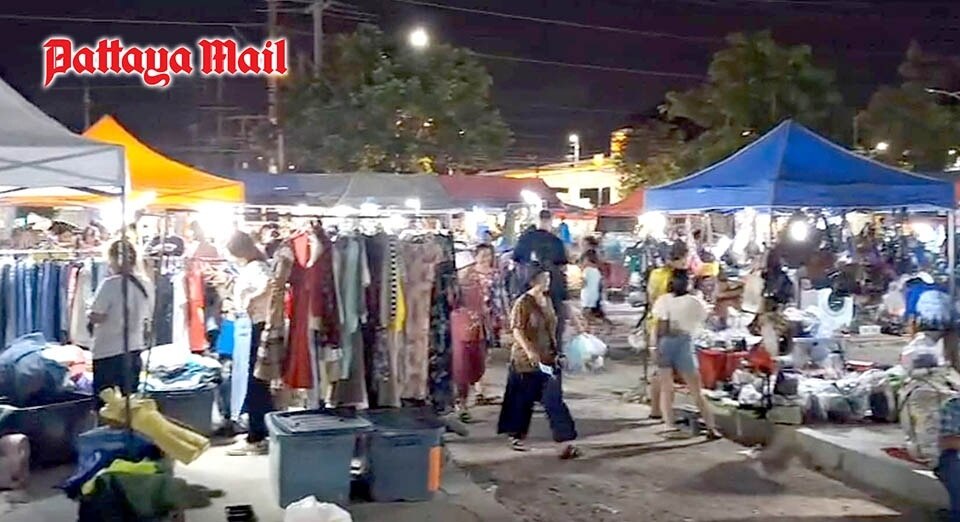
[937,449,960,521]
[244,322,273,443]
[497,365,577,443]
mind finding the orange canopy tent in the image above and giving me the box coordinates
[7,116,245,209]
[83,116,244,209]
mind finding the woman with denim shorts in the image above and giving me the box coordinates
[651,269,721,439]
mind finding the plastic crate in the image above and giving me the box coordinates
[266,410,371,508]
[361,409,445,502]
[147,384,217,435]
[0,392,95,467]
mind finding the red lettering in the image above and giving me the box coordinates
[199,39,237,74]
[96,38,123,73]
[142,48,171,88]
[73,47,96,75]
[169,47,193,75]
[237,47,260,74]
[41,37,72,87]
[272,39,288,75]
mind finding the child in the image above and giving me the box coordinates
[579,249,613,332]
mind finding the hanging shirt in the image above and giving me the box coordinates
[234,260,271,324]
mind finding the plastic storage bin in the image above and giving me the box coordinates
[266,410,371,508]
[0,392,95,466]
[147,384,217,435]
[362,409,445,502]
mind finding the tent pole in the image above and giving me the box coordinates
[950,210,956,303]
[120,170,133,449]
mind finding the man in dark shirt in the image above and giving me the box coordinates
[513,209,569,343]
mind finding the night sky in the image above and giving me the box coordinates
[1,0,959,171]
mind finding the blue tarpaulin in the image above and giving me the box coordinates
[645,120,955,212]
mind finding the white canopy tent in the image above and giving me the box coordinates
[0,77,124,194]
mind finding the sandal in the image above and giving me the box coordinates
[458,411,474,424]
[559,445,581,460]
[705,428,723,441]
[475,394,501,406]
[510,438,529,452]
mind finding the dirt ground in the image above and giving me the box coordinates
[446,307,939,522]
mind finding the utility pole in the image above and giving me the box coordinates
[82,82,91,129]
[266,0,284,173]
[310,1,329,76]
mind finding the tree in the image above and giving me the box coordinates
[281,25,512,173]
[663,31,845,174]
[615,118,685,192]
[856,44,960,171]
[856,85,959,171]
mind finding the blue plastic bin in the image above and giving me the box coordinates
[361,409,446,502]
[147,384,217,435]
[266,410,371,508]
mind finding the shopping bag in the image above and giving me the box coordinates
[229,315,252,421]
[284,496,352,522]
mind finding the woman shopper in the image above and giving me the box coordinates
[454,243,509,421]
[651,268,721,439]
[89,240,154,396]
[497,263,579,459]
[224,231,275,457]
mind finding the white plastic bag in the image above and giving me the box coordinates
[284,496,352,522]
[568,333,607,372]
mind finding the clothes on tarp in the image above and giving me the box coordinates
[77,458,216,522]
[60,427,162,499]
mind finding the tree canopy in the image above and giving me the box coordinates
[280,25,512,173]
[856,43,960,172]
[620,31,845,190]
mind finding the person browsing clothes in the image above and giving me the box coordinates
[89,240,154,396]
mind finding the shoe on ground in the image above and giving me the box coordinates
[226,441,268,457]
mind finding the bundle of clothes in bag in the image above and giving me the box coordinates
[0,333,92,406]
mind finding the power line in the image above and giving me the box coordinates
[0,13,261,27]
[390,0,719,43]
[472,51,704,79]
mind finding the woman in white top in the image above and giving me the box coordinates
[89,240,154,396]
[650,269,720,439]
[224,231,274,456]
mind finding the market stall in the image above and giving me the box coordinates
[642,120,956,443]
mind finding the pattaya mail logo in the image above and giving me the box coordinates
[41,37,288,88]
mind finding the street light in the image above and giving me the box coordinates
[875,141,890,153]
[568,133,580,163]
[409,27,429,49]
[926,87,960,101]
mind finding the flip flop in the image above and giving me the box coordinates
[510,438,529,452]
[559,445,581,460]
[475,394,501,406]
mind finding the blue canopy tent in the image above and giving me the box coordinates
[644,120,954,212]
[645,119,958,303]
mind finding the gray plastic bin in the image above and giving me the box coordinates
[362,409,445,502]
[266,410,371,508]
[147,384,216,435]
[0,392,95,467]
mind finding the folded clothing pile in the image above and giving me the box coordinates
[140,344,222,393]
